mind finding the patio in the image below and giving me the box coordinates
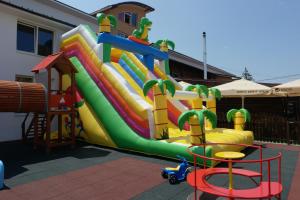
[0,141,299,200]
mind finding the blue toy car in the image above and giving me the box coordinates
[161,155,193,184]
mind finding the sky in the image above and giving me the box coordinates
[60,0,300,83]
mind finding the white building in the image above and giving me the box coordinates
[0,0,98,141]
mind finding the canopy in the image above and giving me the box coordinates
[273,79,300,96]
[214,79,272,107]
[214,79,272,97]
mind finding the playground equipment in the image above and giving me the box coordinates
[57,15,254,164]
[227,108,251,131]
[187,143,282,199]
[0,53,79,152]
[161,155,192,184]
[0,15,254,163]
[30,52,78,152]
[96,13,117,33]
[0,80,46,113]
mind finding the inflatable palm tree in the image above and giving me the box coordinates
[96,13,117,33]
[154,39,175,75]
[178,110,217,144]
[206,88,221,130]
[185,84,208,110]
[227,108,251,131]
[185,84,208,132]
[143,79,175,139]
[155,39,175,52]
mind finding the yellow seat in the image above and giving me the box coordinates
[165,165,180,171]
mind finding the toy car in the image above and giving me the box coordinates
[161,155,193,184]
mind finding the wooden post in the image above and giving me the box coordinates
[46,114,51,153]
[47,68,51,112]
[33,113,38,149]
[46,68,52,152]
[58,73,62,143]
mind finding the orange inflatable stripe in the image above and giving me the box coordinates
[62,43,149,129]
[128,35,150,46]
[63,43,149,129]
[167,101,181,118]
[111,57,119,63]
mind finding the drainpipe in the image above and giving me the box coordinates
[203,32,207,80]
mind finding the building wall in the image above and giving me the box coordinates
[0,1,97,141]
[169,60,233,86]
[102,4,147,36]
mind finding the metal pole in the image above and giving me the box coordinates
[242,96,245,108]
[203,32,207,80]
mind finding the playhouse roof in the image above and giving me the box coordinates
[31,52,77,74]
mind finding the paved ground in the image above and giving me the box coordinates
[0,141,299,200]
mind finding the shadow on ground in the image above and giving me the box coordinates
[0,140,111,180]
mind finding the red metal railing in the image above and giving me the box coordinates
[187,143,282,200]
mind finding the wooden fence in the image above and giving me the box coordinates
[218,112,300,144]
[216,97,300,145]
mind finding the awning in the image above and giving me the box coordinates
[273,79,300,96]
[214,79,272,97]
[213,79,273,108]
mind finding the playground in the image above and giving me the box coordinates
[0,12,298,199]
[0,141,299,199]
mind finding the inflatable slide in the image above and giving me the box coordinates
[60,23,253,166]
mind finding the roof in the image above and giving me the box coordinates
[0,0,76,27]
[168,50,237,78]
[53,0,96,20]
[90,1,155,16]
[31,52,77,74]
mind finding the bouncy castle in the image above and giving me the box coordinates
[0,15,253,166]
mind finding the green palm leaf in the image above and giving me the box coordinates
[239,108,251,122]
[178,110,197,131]
[196,110,205,128]
[166,40,175,50]
[96,13,106,24]
[185,84,208,98]
[108,15,117,28]
[209,88,222,100]
[185,85,195,91]
[201,110,217,128]
[143,79,158,96]
[178,109,217,131]
[226,109,238,122]
[163,80,175,97]
[157,79,165,95]
[154,40,163,48]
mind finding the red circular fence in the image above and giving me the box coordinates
[186,143,282,199]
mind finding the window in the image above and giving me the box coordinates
[17,22,53,56]
[15,74,34,83]
[38,28,53,56]
[124,12,131,24]
[17,23,35,53]
[118,12,137,27]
